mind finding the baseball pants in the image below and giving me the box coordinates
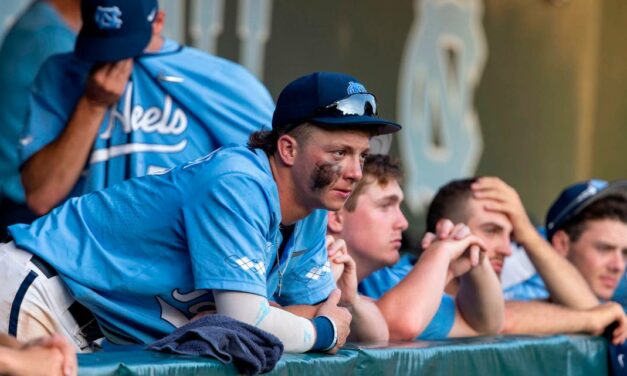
[0,241,99,351]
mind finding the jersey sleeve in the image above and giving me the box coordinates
[358,254,416,299]
[207,61,274,145]
[27,26,76,73]
[19,54,88,166]
[135,47,274,149]
[274,210,336,306]
[417,294,456,340]
[182,172,275,297]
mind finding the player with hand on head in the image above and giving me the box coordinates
[328,155,504,340]
[492,178,627,344]
[0,72,401,354]
[424,177,627,345]
[20,0,273,215]
[0,0,81,235]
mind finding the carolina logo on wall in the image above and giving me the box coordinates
[397,0,487,215]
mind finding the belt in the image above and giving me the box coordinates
[3,234,103,344]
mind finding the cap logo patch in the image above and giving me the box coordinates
[147,8,157,22]
[347,81,367,95]
[94,6,123,30]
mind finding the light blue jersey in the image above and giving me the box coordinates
[359,253,455,340]
[9,146,334,345]
[0,1,76,202]
[20,39,273,200]
[613,274,627,312]
[505,270,627,312]
[503,274,550,301]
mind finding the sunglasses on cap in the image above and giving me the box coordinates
[281,93,379,134]
[314,93,378,118]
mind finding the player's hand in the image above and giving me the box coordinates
[327,236,359,308]
[84,59,133,107]
[327,235,345,282]
[421,218,475,248]
[586,302,627,345]
[471,177,535,243]
[21,334,77,376]
[421,219,486,279]
[3,334,75,376]
[315,289,351,354]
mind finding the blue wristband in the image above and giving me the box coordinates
[311,315,337,352]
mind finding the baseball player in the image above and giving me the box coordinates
[0,0,80,236]
[329,155,504,340]
[502,179,627,306]
[20,0,273,215]
[0,72,401,353]
[410,177,627,344]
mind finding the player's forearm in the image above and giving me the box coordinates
[517,230,599,309]
[345,295,388,343]
[278,304,318,319]
[377,249,450,340]
[501,300,592,335]
[22,97,107,214]
[457,257,504,335]
[0,348,14,374]
[214,291,316,353]
[0,334,20,349]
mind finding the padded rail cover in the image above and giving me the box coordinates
[78,335,608,375]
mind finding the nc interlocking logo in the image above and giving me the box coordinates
[95,6,123,30]
[397,0,486,214]
[347,81,367,95]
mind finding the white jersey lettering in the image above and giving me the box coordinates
[100,82,188,140]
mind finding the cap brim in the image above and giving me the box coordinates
[75,32,152,62]
[309,115,402,135]
[561,180,627,227]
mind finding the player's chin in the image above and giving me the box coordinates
[594,284,615,301]
[379,245,401,267]
[321,192,350,211]
[388,250,401,265]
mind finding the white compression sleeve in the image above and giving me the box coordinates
[213,290,316,353]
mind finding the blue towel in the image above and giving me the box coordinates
[148,314,283,375]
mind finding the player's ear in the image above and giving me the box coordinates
[276,134,298,167]
[152,10,165,35]
[551,230,571,257]
[327,210,344,234]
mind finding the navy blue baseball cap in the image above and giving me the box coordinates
[545,179,627,240]
[75,0,158,62]
[272,72,402,135]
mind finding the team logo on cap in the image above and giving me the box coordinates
[147,8,157,22]
[94,6,123,30]
[347,81,367,95]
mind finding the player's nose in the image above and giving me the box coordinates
[344,155,363,182]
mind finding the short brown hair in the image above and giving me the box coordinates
[559,194,627,242]
[248,123,379,155]
[248,123,316,155]
[343,154,403,212]
[425,178,478,233]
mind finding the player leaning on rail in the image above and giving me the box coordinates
[0,71,399,353]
